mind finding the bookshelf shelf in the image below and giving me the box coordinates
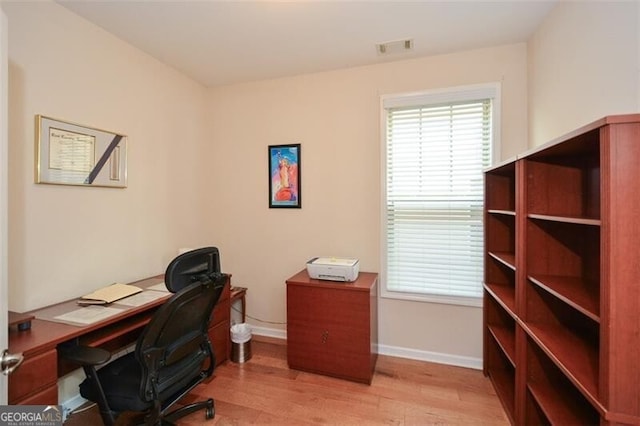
[527,213,601,226]
[526,338,600,425]
[527,274,599,322]
[484,283,516,316]
[488,252,516,270]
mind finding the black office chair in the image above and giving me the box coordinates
[61,247,227,426]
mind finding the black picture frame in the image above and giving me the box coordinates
[268,144,301,208]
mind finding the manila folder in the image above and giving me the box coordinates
[79,283,142,305]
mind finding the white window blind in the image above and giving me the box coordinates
[382,86,495,305]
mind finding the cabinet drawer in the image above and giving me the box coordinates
[9,349,57,404]
[287,286,371,354]
[287,325,371,380]
[12,384,58,405]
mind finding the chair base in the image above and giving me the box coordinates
[161,398,215,425]
[93,397,215,426]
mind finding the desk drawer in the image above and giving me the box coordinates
[9,349,57,404]
[13,384,58,405]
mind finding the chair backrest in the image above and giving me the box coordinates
[135,248,226,403]
[164,247,221,293]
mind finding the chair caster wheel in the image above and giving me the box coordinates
[205,399,215,419]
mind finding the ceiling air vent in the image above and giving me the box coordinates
[376,39,413,56]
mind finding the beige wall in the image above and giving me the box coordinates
[207,44,528,363]
[6,1,531,365]
[528,1,640,147]
[5,2,210,311]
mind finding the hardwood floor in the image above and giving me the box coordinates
[64,339,508,425]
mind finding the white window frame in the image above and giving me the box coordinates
[380,83,501,307]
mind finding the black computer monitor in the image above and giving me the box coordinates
[164,247,221,293]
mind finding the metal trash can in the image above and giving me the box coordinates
[230,323,252,363]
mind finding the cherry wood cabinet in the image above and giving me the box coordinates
[286,270,378,384]
[484,115,640,425]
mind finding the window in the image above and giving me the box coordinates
[381,84,499,306]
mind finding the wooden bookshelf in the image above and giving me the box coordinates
[483,115,640,425]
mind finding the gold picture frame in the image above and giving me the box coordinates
[35,115,128,188]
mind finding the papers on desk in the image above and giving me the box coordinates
[115,290,169,307]
[78,283,142,305]
[147,282,170,293]
[54,305,124,325]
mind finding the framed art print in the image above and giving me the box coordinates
[268,143,301,208]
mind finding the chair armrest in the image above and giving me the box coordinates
[59,345,112,366]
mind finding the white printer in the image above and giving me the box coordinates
[306,257,360,282]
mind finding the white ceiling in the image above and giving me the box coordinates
[56,0,557,87]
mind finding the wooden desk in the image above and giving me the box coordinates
[8,275,231,405]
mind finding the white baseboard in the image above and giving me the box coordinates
[61,394,88,421]
[250,325,286,340]
[251,326,482,370]
[377,343,482,370]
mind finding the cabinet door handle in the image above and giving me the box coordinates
[321,330,329,343]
